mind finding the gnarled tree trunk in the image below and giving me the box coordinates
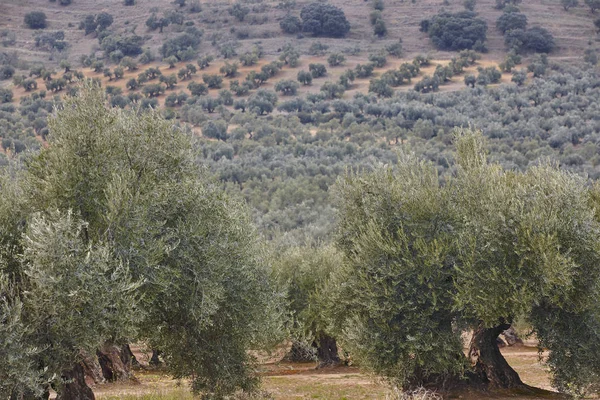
[313,334,340,368]
[120,343,140,369]
[56,363,94,400]
[468,322,524,389]
[96,344,133,382]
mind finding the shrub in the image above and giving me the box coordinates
[188,81,208,96]
[368,53,387,68]
[561,0,578,9]
[373,19,387,37]
[220,62,239,78]
[386,41,404,57]
[297,71,313,85]
[280,14,302,34]
[203,74,223,89]
[464,0,476,10]
[496,11,527,34]
[229,3,250,22]
[202,120,228,141]
[0,66,15,80]
[0,88,13,103]
[24,12,47,29]
[327,53,346,67]
[160,33,201,60]
[275,79,300,96]
[421,11,488,51]
[309,63,327,78]
[300,3,350,38]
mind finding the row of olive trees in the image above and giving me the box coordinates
[274,129,600,397]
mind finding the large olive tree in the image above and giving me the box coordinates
[1,83,283,399]
[331,128,600,396]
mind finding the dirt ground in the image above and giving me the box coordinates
[87,345,583,400]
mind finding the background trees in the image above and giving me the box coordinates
[300,3,350,38]
[421,11,487,51]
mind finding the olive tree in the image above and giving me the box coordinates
[331,128,600,397]
[3,83,283,399]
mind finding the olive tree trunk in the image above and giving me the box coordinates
[56,363,95,400]
[313,334,340,368]
[96,344,133,382]
[468,322,524,389]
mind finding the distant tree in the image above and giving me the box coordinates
[164,56,179,68]
[275,79,300,96]
[203,74,223,89]
[112,67,124,80]
[327,53,346,67]
[218,89,233,105]
[464,0,476,10]
[247,89,278,115]
[279,44,300,67]
[300,2,350,38]
[174,0,186,7]
[120,57,138,71]
[280,14,302,34]
[24,12,47,29]
[142,83,166,97]
[561,0,578,10]
[524,27,555,53]
[586,0,600,12]
[59,0,72,4]
[369,78,393,97]
[228,3,250,22]
[309,63,327,78]
[202,120,228,141]
[297,71,313,85]
[96,12,114,32]
[92,61,105,73]
[188,81,208,96]
[386,41,403,57]
[126,78,139,90]
[373,19,387,37]
[464,74,477,87]
[124,0,135,5]
[0,66,15,80]
[421,11,488,51]
[220,62,239,78]
[511,69,527,85]
[197,55,214,70]
[320,81,345,99]
[240,52,258,67]
[159,74,178,90]
[338,69,356,88]
[368,53,387,68]
[0,88,13,103]
[355,63,375,78]
[584,48,598,65]
[414,75,440,93]
[496,11,528,34]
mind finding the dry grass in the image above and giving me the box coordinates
[91,346,570,400]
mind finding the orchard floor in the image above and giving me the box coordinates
[88,346,588,400]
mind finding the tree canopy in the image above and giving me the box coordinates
[330,128,600,396]
[0,83,282,399]
[300,3,350,38]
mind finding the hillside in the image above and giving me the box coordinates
[0,0,596,71]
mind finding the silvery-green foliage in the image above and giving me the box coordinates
[332,128,600,395]
[21,210,139,390]
[0,274,45,399]
[21,82,284,398]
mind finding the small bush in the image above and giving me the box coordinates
[25,11,47,29]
